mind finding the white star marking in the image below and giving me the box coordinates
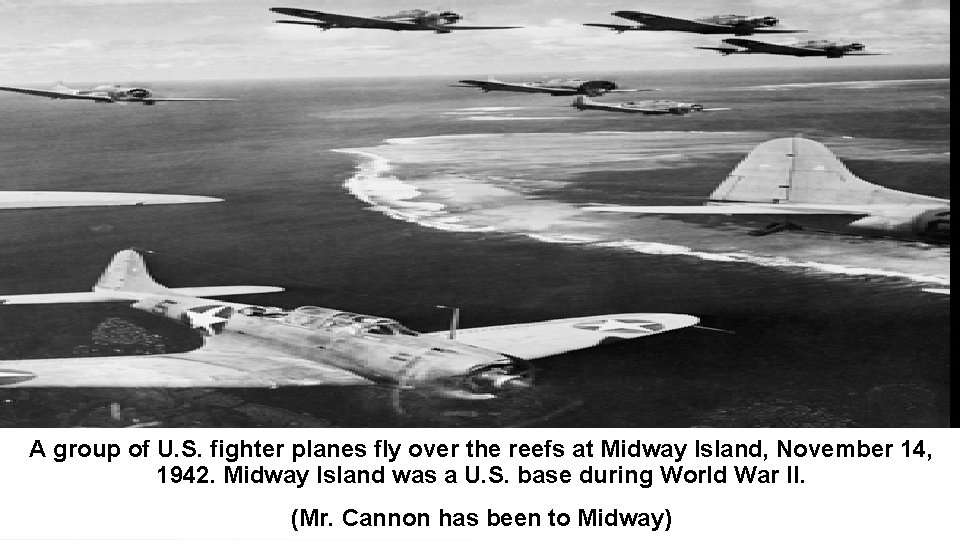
[185,306,231,336]
[573,319,664,334]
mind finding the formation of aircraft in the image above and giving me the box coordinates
[697,39,882,58]
[0,250,699,396]
[0,8,920,400]
[585,11,805,35]
[0,191,221,210]
[452,77,656,97]
[572,95,729,115]
[271,7,521,33]
[0,84,236,105]
[585,137,950,243]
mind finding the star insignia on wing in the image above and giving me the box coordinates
[184,305,233,336]
[572,319,665,334]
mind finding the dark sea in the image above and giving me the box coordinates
[0,65,950,427]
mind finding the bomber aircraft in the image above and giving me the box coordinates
[584,137,950,243]
[572,96,729,115]
[452,77,657,97]
[270,7,521,33]
[0,84,236,105]
[697,39,882,58]
[0,250,699,398]
[585,11,804,35]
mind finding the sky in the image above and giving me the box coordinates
[0,0,951,83]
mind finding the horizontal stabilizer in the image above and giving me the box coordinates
[169,286,285,297]
[0,286,284,305]
[0,191,222,209]
[0,292,120,305]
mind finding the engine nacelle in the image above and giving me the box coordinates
[912,208,950,243]
[579,80,618,97]
[124,88,151,99]
[436,11,462,25]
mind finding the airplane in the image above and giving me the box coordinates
[452,77,658,97]
[0,249,699,398]
[0,84,236,105]
[572,95,729,115]
[585,11,805,35]
[270,7,522,33]
[0,191,221,210]
[697,39,882,58]
[584,137,950,243]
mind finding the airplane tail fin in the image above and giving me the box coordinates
[94,249,169,295]
[0,249,284,305]
[709,137,946,205]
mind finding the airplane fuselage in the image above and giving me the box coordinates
[615,11,785,35]
[62,85,157,104]
[716,40,867,57]
[575,98,703,115]
[125,293,530,399]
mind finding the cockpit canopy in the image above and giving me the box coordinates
[281,306,419,336]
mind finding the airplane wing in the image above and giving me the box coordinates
[428,313,699,361]
[0,86,112,102]
[144,98,237,102]
[270,8,420,30]
[723,39,819,55]
[747,29,806,34]
[584,204,869,216]
[595,106,672,114]
[606,88,660,93]
[583,23,638,32]
[432,25,523,31]
[613,11,732,32]
[453,80,569,94]
[0,352,372,388]
[613,12,803,34]
[0,191,222,210]
[695,45,742,54]
[0,332,372,388]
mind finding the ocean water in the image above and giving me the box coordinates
[0,65,950,427]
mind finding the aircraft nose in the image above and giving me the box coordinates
[851,43,865,50]
[763,16,779,26]
[467,357,533,392]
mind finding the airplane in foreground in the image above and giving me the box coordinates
[0,250,699,398]
[0,84,236,105]
[270,7,522,33]
[584,137,950,243]
[452,77,657,97]
[0,191,221,210]
[572,96,729,115]
[697,39,882,58]
[585,11,804,35]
